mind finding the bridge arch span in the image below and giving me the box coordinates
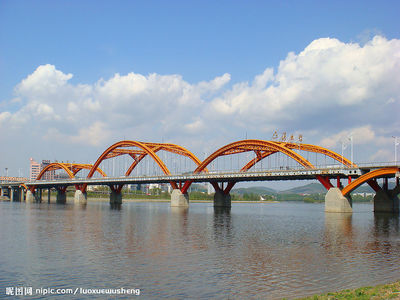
[181,139,318,194]
[37,163,74,180]
[341,167,400,196]
[240,142,356,173]
[37,163,106,180]
[86,140,204,191]
[194,139,314,174]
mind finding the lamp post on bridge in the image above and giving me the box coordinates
[393,136,399,165]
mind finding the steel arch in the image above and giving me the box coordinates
[240,142,356,172]
[85,140,204,191]
[282,142,357,167]
[341,167,400,196]
[181,139,316,194]
[37,163,106,180]
[193,139,314,173]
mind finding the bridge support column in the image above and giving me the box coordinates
[374,189,399,213]
[325,188,352,213]
[26,190,39,202]
[10,188,20,202]
[74,190,87,205]
[56,189,66,204]
[37,189,42,202]
[110,190,122,205]
[214,189,231,208]
[170,189,189,207]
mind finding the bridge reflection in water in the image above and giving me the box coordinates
[2,200,400,298]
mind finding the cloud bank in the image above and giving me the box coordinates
[1,35,399,170]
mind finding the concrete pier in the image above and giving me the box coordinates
[56,190,66,204]
[374,189,399,213]
[170,189,189,207]
[26,190,35,202]
[110,190,122,205]
[0,187,8,198]
[325,187,352,213]
[10,188,21,202]
[74,190,87,205]
[214,189,231,207]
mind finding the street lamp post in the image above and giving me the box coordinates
[393,136,399,165]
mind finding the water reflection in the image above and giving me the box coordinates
[324,213,353,242]
[110,203,122,210]
[374,213,400,235]
[2,202,400,299]
[213,206,232,242]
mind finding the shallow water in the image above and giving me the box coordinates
[1,201,399,299]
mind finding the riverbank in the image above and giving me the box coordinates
[298,280,400,299]
[0,196,278,204]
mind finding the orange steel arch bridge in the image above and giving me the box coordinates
[2,139,399,212]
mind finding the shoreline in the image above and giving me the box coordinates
[0,196,278,204]
[298,280,400,299]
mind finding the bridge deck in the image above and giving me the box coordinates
[1,165,398,189]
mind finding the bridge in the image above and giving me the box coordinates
[1,139,399,213]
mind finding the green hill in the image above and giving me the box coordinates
[281,183,325,194]
[231,186,276,195]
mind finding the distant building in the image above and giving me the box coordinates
[41,160,55,180]
[29,158,40,181]
[30,158,55,181]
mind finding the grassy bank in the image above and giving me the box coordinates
[297,281,400,299]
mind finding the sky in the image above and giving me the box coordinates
[0,0,400,181]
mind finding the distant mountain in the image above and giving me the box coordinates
[232,186,277,195]
[280,182,396,194]
[281,183,326,194]
[230,181,396,196]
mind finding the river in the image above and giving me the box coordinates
[1,201,399,299]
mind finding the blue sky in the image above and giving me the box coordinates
[0,0,400,180]
[2,0,399,96]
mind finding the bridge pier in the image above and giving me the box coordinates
[56,189,66,204]
[26,190,38,202]
[10,187,21,202]
[1,187,10,199]
[373,187,399,213]
[47,188,51,203]
[74,190,87,205]
[110,190,122,205]
[214,189,231,207]
[325,187,352,213]
[170,189,189,207]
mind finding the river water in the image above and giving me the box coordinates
[1,201,400,299]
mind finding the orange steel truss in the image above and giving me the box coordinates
[21,139,400,201]
[341,167,400,196]
[193,140,314,173]
[180,139,354,194]
[37,163,107,180]
[83,140,204,191]
[279,142,357,168]
[28,139,358,195]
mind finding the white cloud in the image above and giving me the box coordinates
[369,149,393,163]
[1,35,399,172]
[0,111,11,125]
[70,121,111,146]
[320,125,391,149]
[15,64,73,99]
[209,35,400,132]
